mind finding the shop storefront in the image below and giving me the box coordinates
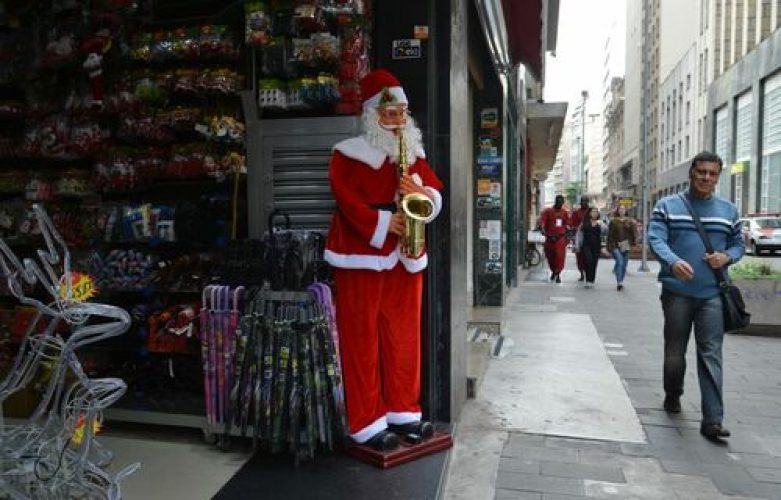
[0,1,560,489]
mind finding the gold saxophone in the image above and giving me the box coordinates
[397,128,434,258]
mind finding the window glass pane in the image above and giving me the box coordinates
[715,106,729,196]
[736,92,752,161]
[760,151,781,213]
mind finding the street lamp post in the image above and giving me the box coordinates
[638,0,650,272]
[580,90,588,198]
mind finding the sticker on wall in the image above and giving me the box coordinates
[478,135,498,158]
[481,108,499,128]
[477,162,501,176]
[392,39,422,59]
[485,220,501,239]
[488,239,502,261]
[477,178,492,195]
[485,261,502,274]
[414,25,429,40]
[479,219,501,239]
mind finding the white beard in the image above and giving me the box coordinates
[362,107,424,165]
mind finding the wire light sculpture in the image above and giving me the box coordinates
[0,205,139,499]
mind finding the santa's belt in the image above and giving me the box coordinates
[369,202,397,213]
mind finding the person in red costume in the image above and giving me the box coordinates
[539,195,570,283]
[325,69,444,451]
[569,195,590,282]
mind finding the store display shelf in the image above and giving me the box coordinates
[0,157,94,169]
[98,176,235,197]
[97,287,203,298]
[104,408,206,429]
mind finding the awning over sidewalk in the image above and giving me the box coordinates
[526,101,567,181]
[501,0,542,77]
[476,0,559,80]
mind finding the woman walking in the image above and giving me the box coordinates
[607,205,637,291]
[578,207,604,288]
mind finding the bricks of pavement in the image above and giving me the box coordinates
[492,255,781,500]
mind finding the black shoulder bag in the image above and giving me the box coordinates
[679,194,750,332]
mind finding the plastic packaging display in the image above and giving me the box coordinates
[0,205,139,500]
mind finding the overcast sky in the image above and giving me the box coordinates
[543,0,626,116]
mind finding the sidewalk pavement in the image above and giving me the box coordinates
[442,253,781,500]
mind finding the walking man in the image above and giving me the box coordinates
[647,151,744,440]
[539,195,570,283]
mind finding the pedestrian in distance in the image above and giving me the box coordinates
[607,205,637,291]
[569,195,590,282]
[577,207,604,288]
[539,195,570,283]
[647,151,745,441]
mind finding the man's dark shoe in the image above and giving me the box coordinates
[700,424,731,439]
[578,271,585,282]
[550,272,555,281]
[555,274,561,283]
[363,430,400,451]
[663,395,681,413]
[388,421,434,440]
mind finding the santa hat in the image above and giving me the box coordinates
[360,69,408,113]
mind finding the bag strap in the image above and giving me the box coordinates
[678,193,729,287]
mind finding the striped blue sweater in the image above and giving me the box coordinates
[647,191,745,299]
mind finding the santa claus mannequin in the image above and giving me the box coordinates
[325,69,444,451]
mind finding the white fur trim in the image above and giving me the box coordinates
[363,86,408,113]
[333,136,386,169]
[324,249,399,270]
[423,188,442,223]
[370,210,392,249]
[411,173,423,186]
[351,415,388,443]
[386,411,422,425]
[397,246,428,273]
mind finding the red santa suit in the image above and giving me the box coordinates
[539,206,570,275]
[325,134,443,443]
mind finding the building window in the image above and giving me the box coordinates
[679,93,683,131]
[687,73,691,90]
[685,135,690,158]
[715,106,730,196]
[671,145,676,166]
[686,101,691,124]
[761,72,781,213]
[678,140,682,161]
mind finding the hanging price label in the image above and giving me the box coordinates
[59,272,98,302]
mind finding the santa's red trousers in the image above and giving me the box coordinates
[333,264,423,442]
[544,236,567,274]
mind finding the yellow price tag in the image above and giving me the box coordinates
[59,272,98,302]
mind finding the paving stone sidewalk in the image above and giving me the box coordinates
[491,255,781,500]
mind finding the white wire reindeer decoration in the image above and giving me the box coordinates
[0,205,139,500]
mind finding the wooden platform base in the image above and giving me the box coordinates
[344,431,453,469]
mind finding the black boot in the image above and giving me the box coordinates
[578,271,585,282]
[363,430,400,451]
[388,421,434,441]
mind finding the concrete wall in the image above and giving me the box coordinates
[659,0,699,81]
[707,25,781,214]
[658,44,699,194]
[447,0,470,422]
[623,0,642,171]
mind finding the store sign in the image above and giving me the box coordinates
[731,160,749,174]
[392,39,421,59]
[618,197,634,208]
